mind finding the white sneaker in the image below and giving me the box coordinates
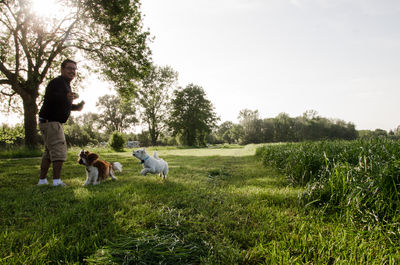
[53,180,67,186]
[37,179,49,185]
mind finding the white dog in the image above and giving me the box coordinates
[132,149,168,180]
[78,150,122,185]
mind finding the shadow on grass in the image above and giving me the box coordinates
[0,152,302,264]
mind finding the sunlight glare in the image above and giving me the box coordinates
[30,0,63,19]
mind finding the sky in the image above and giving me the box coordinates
[1,0,400,131]
[138,0,400,131]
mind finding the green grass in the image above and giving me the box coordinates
[0,146,42,159]
[256,139,400,232]
[1,145,399,264]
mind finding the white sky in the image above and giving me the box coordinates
[1,0,399,131]
[138,0,400,131]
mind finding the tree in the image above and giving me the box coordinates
[96,94,137,135]
[230,124,244,144]
[217,121,234,144]
[64,120,92,147]
[137,65,177,145]
[394,125,400,137]
[273,112,295,142]
[373,128,388,138]
[238,109,262,144]
[168,84,218,146]
[0,0,150,146]
[260,118,274,142]
[75,112,102,141]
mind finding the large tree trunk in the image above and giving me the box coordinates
[22,95,39,147]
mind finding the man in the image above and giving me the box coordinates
[37,59,85,186]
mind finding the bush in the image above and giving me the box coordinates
[0,123,25,147]
[109,131,125,152]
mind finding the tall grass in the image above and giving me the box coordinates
[256,139,400,230]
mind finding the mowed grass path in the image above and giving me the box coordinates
[0,145,398,264]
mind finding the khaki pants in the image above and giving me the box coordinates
[39,122,67,162]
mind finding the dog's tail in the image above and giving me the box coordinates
[112,162,123,172]
[153,151,160,160]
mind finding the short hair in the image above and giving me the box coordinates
[61,59,77,68]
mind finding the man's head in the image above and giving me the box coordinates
[61,59,77,81]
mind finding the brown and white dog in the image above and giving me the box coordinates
[78,150,122,185]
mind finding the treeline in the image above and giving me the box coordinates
[2,109,399,148]
[212,109,359,145]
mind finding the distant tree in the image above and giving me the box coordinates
[273,112,295,142]
[358,130,369,139]
[64,115,104,146]
[64,118,92,147]
[238,109,263,144]
[303,109,319,120]
[75,112,106,143]
[136,130,151,147]
[168,84,218,146]
[329,119,358,140]
[158,131,178,146]
[0,0,150,146]
[217,121,234,144]
[96,95,137,134]
[230,124,244,144]
[261,118,274,142]
[359,128,387,139]
[373,129,388,138]
[206,130,219,145]
[388,128,400,140]
[296,112,327,141]
[214,110,357,144]
[394,125,400,136]
[295,110,321,141]
[137,65,178,145]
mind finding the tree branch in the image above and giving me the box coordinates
[0,61,13,80]
[0,79,11,85]
[1,88,16,97]
[40,16,79,82]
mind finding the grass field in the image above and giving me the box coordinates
[0,145,399,264]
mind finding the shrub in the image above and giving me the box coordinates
[0,123,25,146]
[109,131,125,152]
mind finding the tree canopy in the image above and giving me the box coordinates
[168,84,218,146]
[136,65,177,145]
[0,0,151,146]
[220,109,358,145]
[96,94,137,134]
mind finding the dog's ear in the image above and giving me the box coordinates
[78,150,84,163]
[87,152,99,165]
